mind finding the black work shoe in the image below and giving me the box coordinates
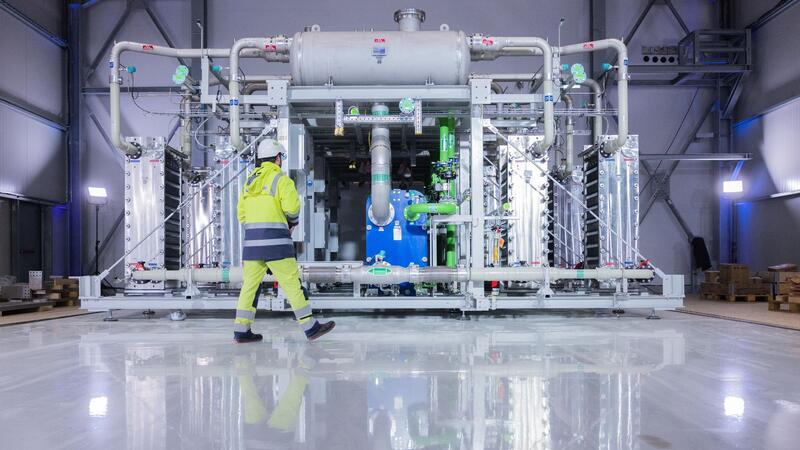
[234,330,263,343]
[305,321,335,341]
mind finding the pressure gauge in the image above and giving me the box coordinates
[398,97,415,115]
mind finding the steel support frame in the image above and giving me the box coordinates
[590,0,606,79]
[639,99,716,225]
[83,79,683,312]
[68,3,82,276]
[86,106,125,168]
[749,0,800,30]
[624,0,689,46]
[0,93,67,131]
[0,0,67,48]
[469,81,487,310]
[85,0,134,80]
[638,152,751,161]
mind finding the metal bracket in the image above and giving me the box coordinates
[652,171,671,200]
[470,79,492,104]
[334,99,344,136]
[414,99,423,135]
[267,79,289,105]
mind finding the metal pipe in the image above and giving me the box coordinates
[109,42,278,154]
[579,78,604,142]
[471,47,543,60]
[562,93,574,177]
[394,8,425,31]
[404,202,457,222]
[180,88,192,156]
[131,264,653,284]
[369,103,393,226]
[110,42,228,154]
[558,39,628,153]
[228,37,291,149]
[469,36,554,155]
[472,73,543,81]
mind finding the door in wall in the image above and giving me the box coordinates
[13,201,43,282]
[0,199,10,275]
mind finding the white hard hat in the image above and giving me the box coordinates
[257,139,285,159]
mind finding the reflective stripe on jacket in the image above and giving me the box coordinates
[237,161,301,261]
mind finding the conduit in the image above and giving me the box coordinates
[562,93,575,177]
[469,36,554,155]
[131,264,653,284]
[228,37,291,149]
[579,78,604,143]
[369,103,393,226]
[109,41,280,154]
[558,39,628,153]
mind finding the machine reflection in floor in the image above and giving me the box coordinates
[1,311,799,449]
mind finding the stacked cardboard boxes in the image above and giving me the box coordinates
[700,263,770,301]
[46,277,80,303]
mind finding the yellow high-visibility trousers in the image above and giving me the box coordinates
[234,258,315,334]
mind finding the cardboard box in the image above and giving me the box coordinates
[757,271,799,283]
[719,264,749,285]
[704,270,719,283]
[1,284,31,299]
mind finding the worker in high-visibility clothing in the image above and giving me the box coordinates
[233,138,335,343]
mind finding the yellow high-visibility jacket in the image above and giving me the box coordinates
[237,162,301,261]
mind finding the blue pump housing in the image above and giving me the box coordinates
[366,189,429,267]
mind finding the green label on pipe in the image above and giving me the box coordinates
[372,173,390,183]
[367,267,392,276]
[222,268,230,283]
[576,269,585,279]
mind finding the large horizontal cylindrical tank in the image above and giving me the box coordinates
[290,31,470,86]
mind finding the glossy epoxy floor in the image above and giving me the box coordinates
[1,311,799,450]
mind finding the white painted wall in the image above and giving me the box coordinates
[5,0,64,39]
[80,0,720,278]
[0,7,66,203]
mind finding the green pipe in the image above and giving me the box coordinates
[404,201,457,222]
[445,117,458,268]
[439,120,449,163]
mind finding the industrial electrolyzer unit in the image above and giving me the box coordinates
[80,8,684,314]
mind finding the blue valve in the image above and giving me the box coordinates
[126,66,137,74]
[561,63,570,72]
[601,63,613,72]
[211,65,222,73]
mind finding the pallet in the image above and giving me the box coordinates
[701,293,770,302]
[768,295,800,313]
[0,301,55,316]
[52,299,77,308]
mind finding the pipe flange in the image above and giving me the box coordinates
[368,204,395,227]
[393,8,426,24]
[127,143,142,160]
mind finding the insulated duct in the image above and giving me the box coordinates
[558,39,629,153]
[131,264,654,284]
[579,78,604,142]
[368,103,393,226]
[228,37,291,149]
[562,93,575,177]
[109,41,281,154]
[468,36,555,155]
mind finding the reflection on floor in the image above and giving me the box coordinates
[0,310,799,449]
